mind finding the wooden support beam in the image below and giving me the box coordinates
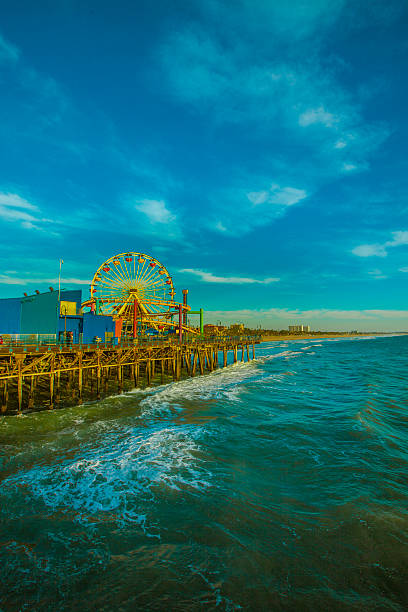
[15,354,25,414]
[185,351,191,375]
[97,351,101,400]
[223,349,227,368]
[117,364,123,392]
[198,351,204,375]
[252,343,255,359]
[176,352,181,380]
[28,376,35,409]
[192,351,198,376]
[1,381,8,413]
[246,344,250,362]
[241,345,245,362]
[233,346,238,363]
[78,351,83,404]
[49,355,55,409]
[56,369,61,405]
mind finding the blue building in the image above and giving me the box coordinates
[0,297,22,334]
[0,288,116,344]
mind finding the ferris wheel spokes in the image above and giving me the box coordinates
[88,252,181,334]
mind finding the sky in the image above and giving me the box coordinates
[0,0,407,331]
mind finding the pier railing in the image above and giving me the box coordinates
[0,334,261,352]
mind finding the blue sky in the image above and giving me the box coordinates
[0,0,407,330]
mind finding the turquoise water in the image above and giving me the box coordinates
[1,336,408,610]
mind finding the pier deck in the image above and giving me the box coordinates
[0,337,260,414]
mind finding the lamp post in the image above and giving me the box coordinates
[58,259,63,303]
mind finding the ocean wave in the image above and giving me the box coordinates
[139,361,260,413]
[2,335,408,611]
[2,424,213,532]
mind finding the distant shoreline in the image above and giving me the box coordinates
[259,333,407,342]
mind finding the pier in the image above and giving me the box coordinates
[0,337,259,414]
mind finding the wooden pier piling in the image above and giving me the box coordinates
[0,337,260,414]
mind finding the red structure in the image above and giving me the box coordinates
[133,299,138,339]
[178,303,183,344]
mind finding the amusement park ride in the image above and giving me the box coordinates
[81,252,201,338]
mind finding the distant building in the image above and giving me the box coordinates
[230,323,244,332]
[289,325,311,333]
[203,324,227,335]
[203,324,219,334]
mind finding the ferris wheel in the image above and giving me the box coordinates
[89,252,177,329]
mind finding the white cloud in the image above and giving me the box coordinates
[210,183,308,236]
[21,221,39,230]
[134,199,176,224]
[247,191,268,205]
[206,307,408,320]
[342,162,357,172]
[352,231,408,258]
[0,207,37,224]
[0,192,38,211]
[352,244,387,258]
[215,221,227,232]
[200,307,408,331]
[0,275,89,286]
[0,191,58,233]
[179,268,279,284]
[271,186,307,206]
[387,231,408,247]
[334,139,347,149]
[211,183,308,236]
[247,185,307,207]
[298,106,337,128]
[368,269,387,279]
[158,17,389,237]
[0,192,41,227]
[0,34,20,62]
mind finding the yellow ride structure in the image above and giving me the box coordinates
[81,252,195,337]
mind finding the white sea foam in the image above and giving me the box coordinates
[3,424,213,533]
[138,361,259,414]
[353,335,378,341]
[258,350,298,361]
[2,363,270,522]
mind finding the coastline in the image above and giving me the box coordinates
[258,333,401,342]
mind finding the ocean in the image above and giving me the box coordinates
[1,335,407,611]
